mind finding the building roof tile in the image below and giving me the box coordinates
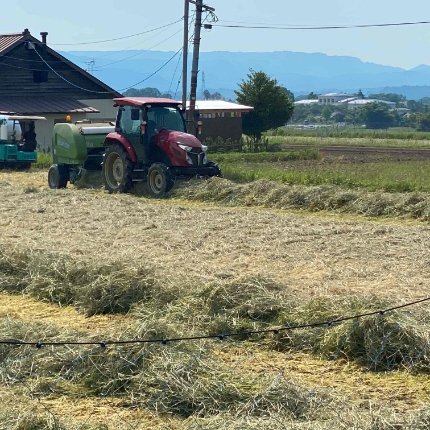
[0,33,24,54]
[0,98,100,115]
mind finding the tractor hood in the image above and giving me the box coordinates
[158,130,202,148]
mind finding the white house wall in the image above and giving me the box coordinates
[79,99,117,121]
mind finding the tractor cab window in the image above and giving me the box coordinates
[146,107,185,134]
[119,106,142,135]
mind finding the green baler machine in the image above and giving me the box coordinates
[51,122,115,186]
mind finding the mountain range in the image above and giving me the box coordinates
[61,50,430,100]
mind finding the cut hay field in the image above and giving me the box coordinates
[1,169,430,429]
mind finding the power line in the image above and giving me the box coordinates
[1,296,429,348]
[0,23,183,65]
[213,20,430,31]
[93,29,183,70]
[32,46,113,94]
[49,18,183,46]
[1,43,184,94]
[119,47,183,92]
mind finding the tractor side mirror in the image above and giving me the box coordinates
[131,109,140,121]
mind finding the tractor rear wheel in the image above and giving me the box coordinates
[103,144,134,193]
[48,164,68,189]
[147,163,173,197]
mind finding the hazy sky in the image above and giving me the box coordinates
[3,0,430,69]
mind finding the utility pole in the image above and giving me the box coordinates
[182,0,189,109]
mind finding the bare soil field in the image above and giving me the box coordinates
[1,170,430,428]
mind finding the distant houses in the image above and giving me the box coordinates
[294,92,397,110]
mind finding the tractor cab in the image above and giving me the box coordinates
[0,115,46,168]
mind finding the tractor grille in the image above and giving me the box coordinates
[188,149,205,166]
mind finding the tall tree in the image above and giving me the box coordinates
[123,87,162,97]
[203,90,211,100]
[359,102,395,129]
[235,70,294,141]
[212,92,223,100]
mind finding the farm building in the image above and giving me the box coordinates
[0,29,121,149]
[187,100,253,142]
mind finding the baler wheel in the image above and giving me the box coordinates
[147,163,173,197]
[48,164,68,189]
[103,144,134,193]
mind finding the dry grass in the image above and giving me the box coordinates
[2,171,430,428]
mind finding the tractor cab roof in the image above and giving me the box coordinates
[113,97,182,108]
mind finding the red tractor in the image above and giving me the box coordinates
[49,97,221,196]
[103,97,221,196]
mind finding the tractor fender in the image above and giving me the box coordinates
[104,132,137,163]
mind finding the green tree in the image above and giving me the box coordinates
[331,111,346,123]
[407,100,427,113]
[280,87,295,102]
[368,92,406,106]
[359,103,395,129]
[123,87,162,98]
[307,92,318,100]
[203,90,211,100]
[417,112,430,131]
[212,92,223,100]
[322,106,331,122]
[235,70,294,141]
[123,88,140,97]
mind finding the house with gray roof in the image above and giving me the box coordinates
[0,29,121,148]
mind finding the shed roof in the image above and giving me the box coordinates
[186,100,253,112]
[0,98,100,115]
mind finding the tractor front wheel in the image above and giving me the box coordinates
[48,164,68,189]
[103,144,134,193]
[147,163,173,197]
[206,161,222,177]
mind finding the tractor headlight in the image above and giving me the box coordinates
[178,144,193,152]
[201,145,208,152]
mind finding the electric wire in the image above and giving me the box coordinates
[31,46,114,94]
[48,18,184,45]
[214,20,430,30]
[0,22,183,65]
[30,43,183,94]
[93,28,183,70]
[1,296,428,348]
[118,47,183,92]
